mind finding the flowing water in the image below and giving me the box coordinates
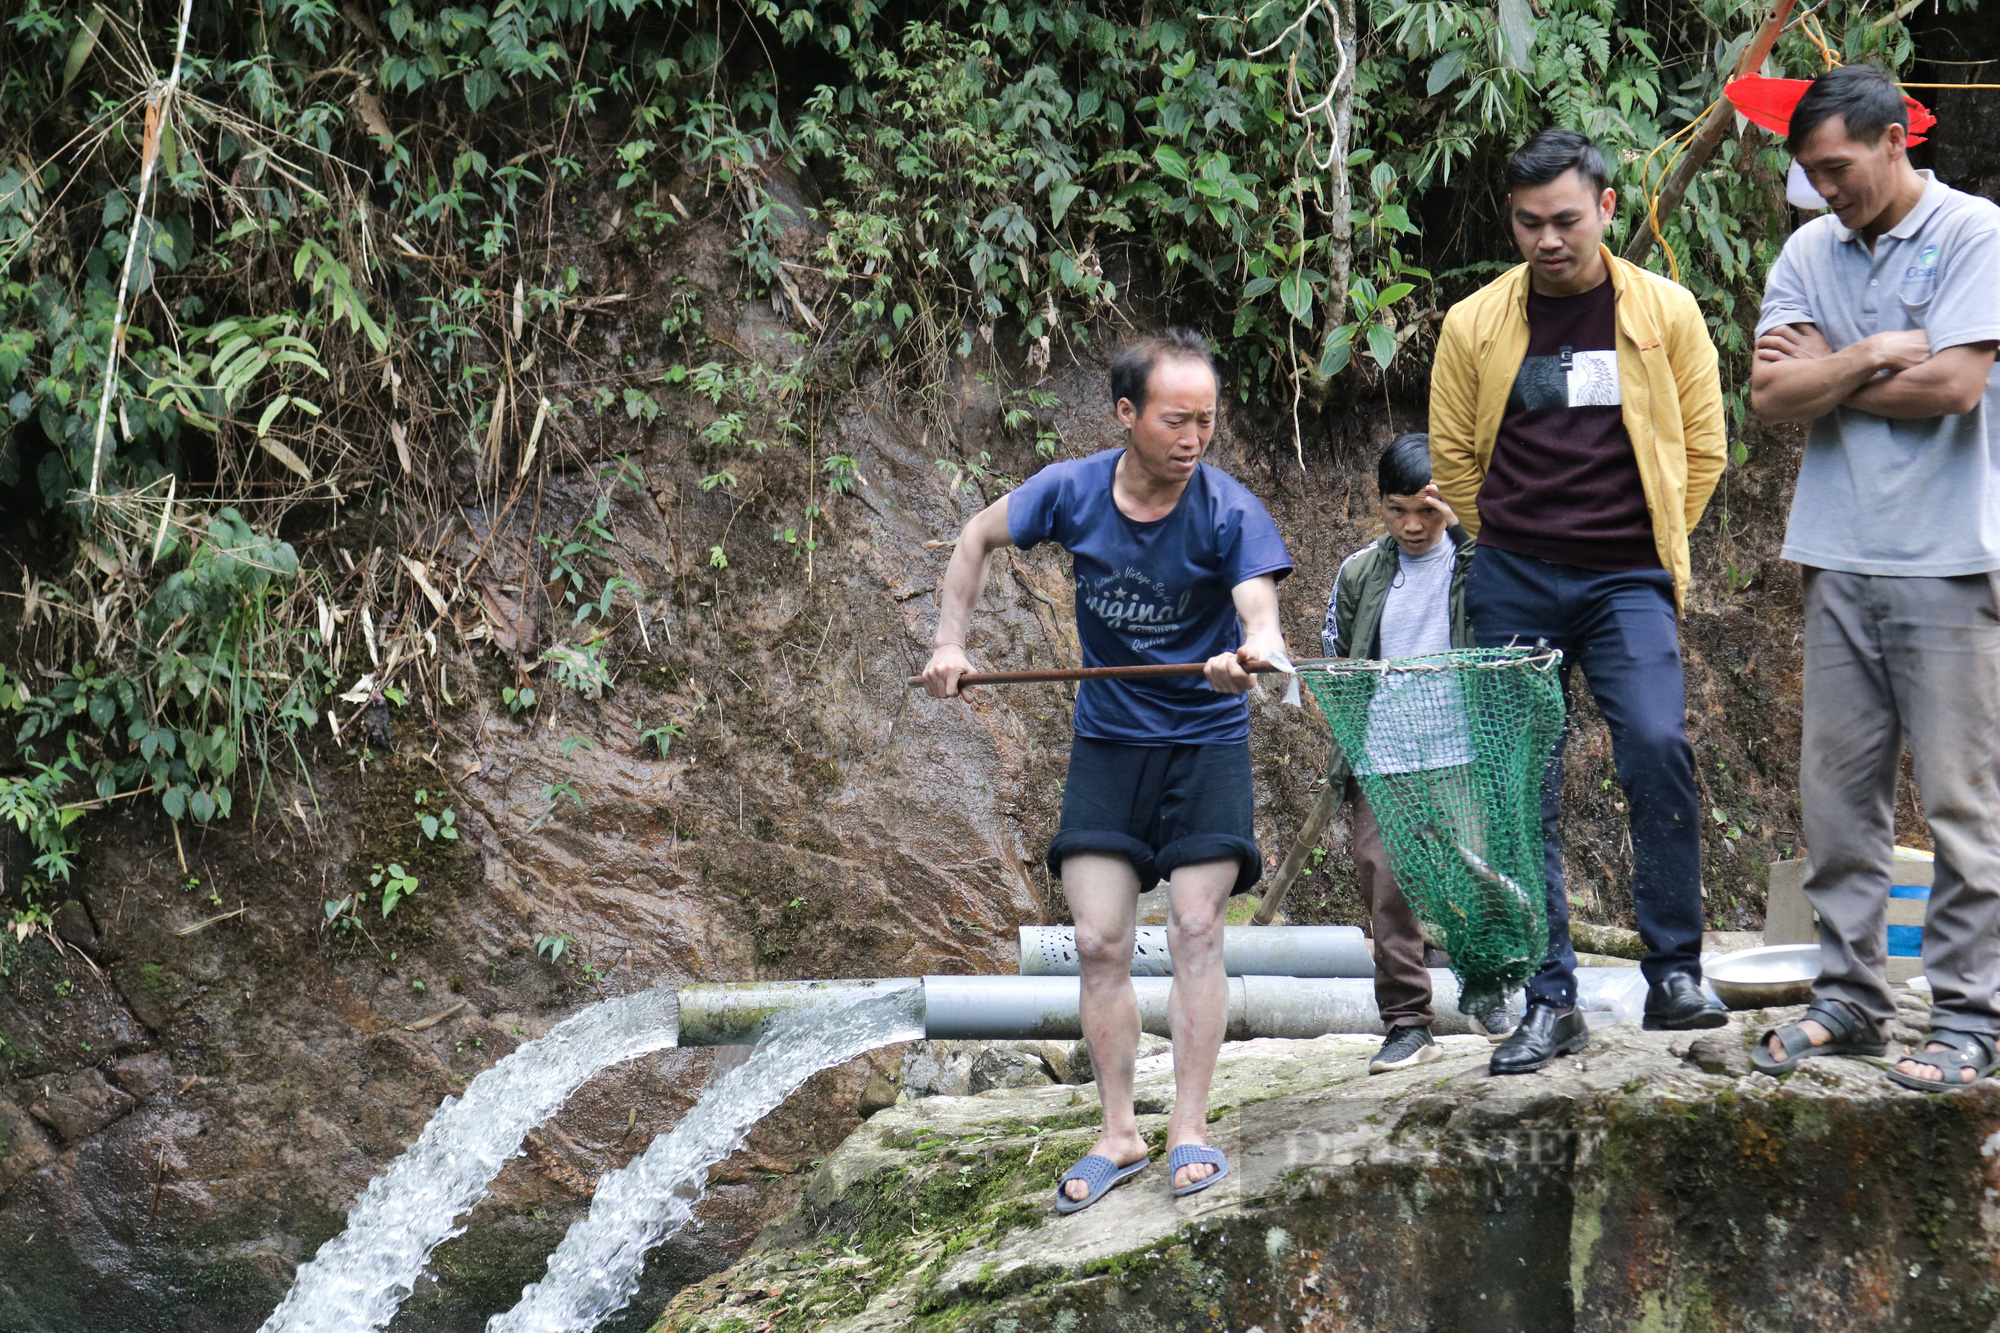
[257,982,923,1333]
[486,986,926,1333]
[258,986,685,1333]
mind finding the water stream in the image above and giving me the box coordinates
[486,987,925,1333]
[258,982,922,1333]
[258,987,684,1333]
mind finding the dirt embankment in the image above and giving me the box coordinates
[0,158,1840,1331]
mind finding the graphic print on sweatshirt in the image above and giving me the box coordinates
[1081,565,1195,652]
[1475,277,1658,572]
[1506,346,1623,413]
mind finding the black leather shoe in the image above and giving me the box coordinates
[1642,971,1728,1031]
[1488,1001,1589,1076]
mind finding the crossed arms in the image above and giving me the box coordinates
[1751,324,1996,423]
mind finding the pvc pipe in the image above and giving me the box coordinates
[1018,925,1375,978]
[920,975,1186,1040]
[672,970,1654,1046]
[674,974,1485,1045]
[674,978,921,1046]
[928,973,1493,1038]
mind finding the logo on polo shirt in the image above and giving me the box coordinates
[1905,242,1939,281]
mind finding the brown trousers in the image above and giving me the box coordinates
[1350,779,1435,1028]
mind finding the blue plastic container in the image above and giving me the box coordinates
[1888,882,1929,957]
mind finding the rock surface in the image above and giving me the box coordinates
[28,1067,136,1144]
[652,1014,2000,1333]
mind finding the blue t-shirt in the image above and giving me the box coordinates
[1007,449,1293,744]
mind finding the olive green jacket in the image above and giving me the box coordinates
[1319,526,1477,661]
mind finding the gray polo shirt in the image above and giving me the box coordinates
[1757,172,2000,576]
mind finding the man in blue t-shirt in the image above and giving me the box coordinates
[920,328,1292,1212]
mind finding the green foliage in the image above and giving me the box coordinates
[368,862,420,916]
[0,0,1968,510]
[414,789,459,841]
[538,496,633,628]
[0,510,326,924]
[542,640,611,699]
[0,0,1971,937]
[639,719,685,758]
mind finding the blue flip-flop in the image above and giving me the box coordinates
[1054,1153,1150,1215]
[1168,1144,1230,1198]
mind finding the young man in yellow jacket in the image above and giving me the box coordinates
[1429,129,1730,1075]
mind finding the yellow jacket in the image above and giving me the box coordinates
[1428,247,1727,609]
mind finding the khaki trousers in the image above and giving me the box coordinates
[1801,568,2000,1037]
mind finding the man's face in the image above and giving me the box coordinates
[1509,170,1616,294]
[1795,116,1907,233]
[1381,493,1447,556]
[1117,357,1218,484]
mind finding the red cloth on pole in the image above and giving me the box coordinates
[1724,75,1933,146]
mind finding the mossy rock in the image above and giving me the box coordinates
[652,1021,2000,1333]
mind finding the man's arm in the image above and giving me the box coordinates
[1750,324,1932,423]
[1843,342,1996,419]
[1428,306,1484,536]
[919,498,1014,697]
[1206,575,1284,695]
[1666,292,1728,529]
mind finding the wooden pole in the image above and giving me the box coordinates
[905,662,1285,688]
[1253,767,1350,925]
[1621,0,1798,268]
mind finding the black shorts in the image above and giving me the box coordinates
[1047,737,1261,894]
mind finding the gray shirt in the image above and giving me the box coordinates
[1361,538,1471,774]
[1757,173,2000,576]
[1378,538,1457,659]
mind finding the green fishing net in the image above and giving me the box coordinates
[1299,647,1567,1016]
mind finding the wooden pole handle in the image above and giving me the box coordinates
[906,662,1282,688]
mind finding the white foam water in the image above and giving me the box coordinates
[258,986,684,1333]
[485,986,925,1333]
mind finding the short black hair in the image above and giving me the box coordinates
[1110,328,1218,413]
[1788,64,1908,155]
[1378,432,1432,497]
[1505,128,1609,195]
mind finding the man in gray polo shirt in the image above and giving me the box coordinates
[1751,64,2000,1089]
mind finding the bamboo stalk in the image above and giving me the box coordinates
[1254,766,1351,926]
[88,0,198,501]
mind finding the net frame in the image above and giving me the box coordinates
[1298,647,1566,1015]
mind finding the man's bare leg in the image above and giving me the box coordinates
[1164,857,1235,1189]
[1061,853,1148,1201]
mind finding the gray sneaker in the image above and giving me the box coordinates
[1476,1004,1520,1044]
[1369,1024,1442,1074]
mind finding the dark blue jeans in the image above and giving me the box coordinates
[1469,546,1706,1007]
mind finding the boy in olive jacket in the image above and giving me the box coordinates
[1320,433,1503,1072]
